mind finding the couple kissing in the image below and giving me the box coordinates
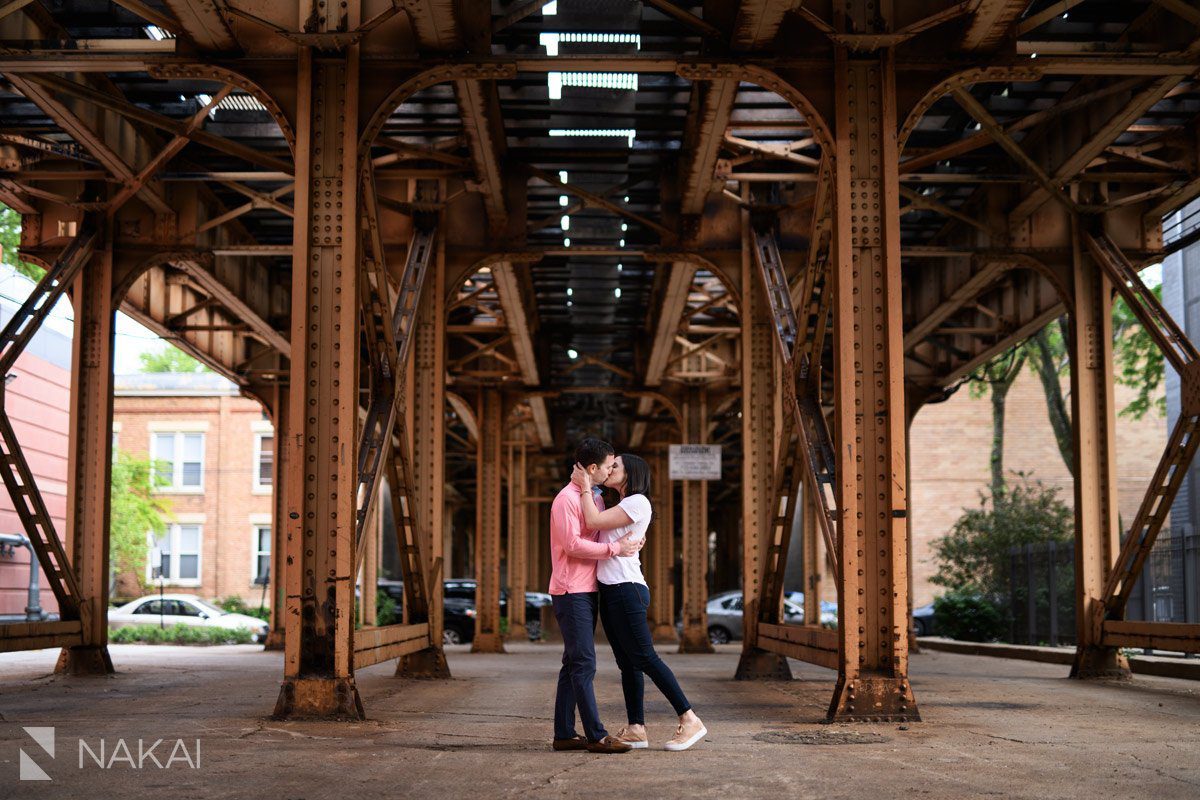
[548,436,708,754]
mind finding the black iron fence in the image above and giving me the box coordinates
[1005,526,1200,646]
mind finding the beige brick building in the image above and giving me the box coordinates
[113,373,275,608]
[908,369,1167,606]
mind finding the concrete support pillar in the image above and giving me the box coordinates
[826,48,918,721]
[274,47,364,720]
[737,206,791,679]
[265,383,289,651]
[398,242,450,677]
[648,450,678,643]
[56,245,116,675]
[473,390,505,652]
[679,389,714,653]
[1068,226,1130,680]
[506,444,528,638]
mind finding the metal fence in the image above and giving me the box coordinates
[1005,527,1200,646]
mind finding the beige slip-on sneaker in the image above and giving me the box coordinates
[664,720,707,752]
[613,726,649,750]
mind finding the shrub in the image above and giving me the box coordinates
[110,623,255,645]
[933,591,1006,642]
[932,475,1073,599]
[218,596,270,621]
[376,590,398,626]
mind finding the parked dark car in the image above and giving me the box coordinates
[912,602,936,636]
[378,578,552,645]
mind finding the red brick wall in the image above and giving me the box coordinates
[908,370,1166,606]
[113,392,274,607]
[0,351,70,616]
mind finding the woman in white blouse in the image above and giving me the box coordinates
[572,454,707,752]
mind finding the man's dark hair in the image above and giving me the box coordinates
[574,437,615,469]
[619,453,652,500]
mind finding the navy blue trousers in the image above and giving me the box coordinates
[598,581,691,725]
[552,592,608,742]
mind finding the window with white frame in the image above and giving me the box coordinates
[151,430,205,492]
[148,523,202,584]
[252,524,271,583]
[254,432,274,491]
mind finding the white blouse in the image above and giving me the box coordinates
[596,493,652,587]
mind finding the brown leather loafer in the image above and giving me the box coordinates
[586,735,633,754]
[552,735,588,751]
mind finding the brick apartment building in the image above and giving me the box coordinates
[112,372,275,608]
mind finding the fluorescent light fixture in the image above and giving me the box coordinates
[567,300,573,308]
[619,238,625,247]
[544,0,557,14]
[614,287,621,298]
[217,93,268,112]
[549,129,636,147]
[561,215,570,230]
[623,195,629,202]
[567,348,578,360]
[559,170,568,183]
[563,237,571,247]
[620,223,627,231]
[145,25,175,40]
[566,287,573,296]
[617,263,623,272]
[538,32,560,56]
[559,195,569,206]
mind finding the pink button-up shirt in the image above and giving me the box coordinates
[548,483,619,595]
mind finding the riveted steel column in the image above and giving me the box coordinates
[265,383,289,651]
[679,388,714,653]
[1068,226,1129,679]
[649,450,678,643]
[736,206,792,679]
[827,49,918,721]
[398,241,450,676]
[473,389,505,652]
[802,488,821,626]
[506,443,528,638]
[56,245,116,675]
[273,46,364,720]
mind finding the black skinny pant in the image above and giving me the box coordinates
[597,581,691,725]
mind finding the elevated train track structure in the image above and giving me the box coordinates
[1,0,1198,721]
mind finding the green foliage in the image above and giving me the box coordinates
[932,590,1006,642]
[217,595,270,622]
[109,451,172,589]
[931,475,1073,600]
[0,204,45,281]
[375,590,399,626]
[109,622,256,645]
[1113,290,1165,420]
[138,347,210,373]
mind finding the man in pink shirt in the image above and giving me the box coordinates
[549,437,643,754]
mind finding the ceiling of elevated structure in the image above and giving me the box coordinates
[1,0,1198,448]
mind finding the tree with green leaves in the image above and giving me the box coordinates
[109,451,173,591]
[138,346,210,373]
[967,348,1027,499]
[0,203,45,281]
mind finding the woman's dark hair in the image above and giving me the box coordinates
[619,453,651,500]
[574,437,615,468]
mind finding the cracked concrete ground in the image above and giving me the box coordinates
[1,641,1198,799]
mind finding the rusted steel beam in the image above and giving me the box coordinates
[274,48,363,721]
[680,78,739,216]
[162,0,236,50]
[5,74,172,215]
[826,49,917,723]
[473,390,505,653]
[678,388,714,654]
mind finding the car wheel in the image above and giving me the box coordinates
[913,618,928,637]
[708,626,731,645]
[443,627,464,646]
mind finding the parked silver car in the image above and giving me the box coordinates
[109,594,270,642]
[701,590,805,644]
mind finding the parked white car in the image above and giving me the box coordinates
[109,594,270,642]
